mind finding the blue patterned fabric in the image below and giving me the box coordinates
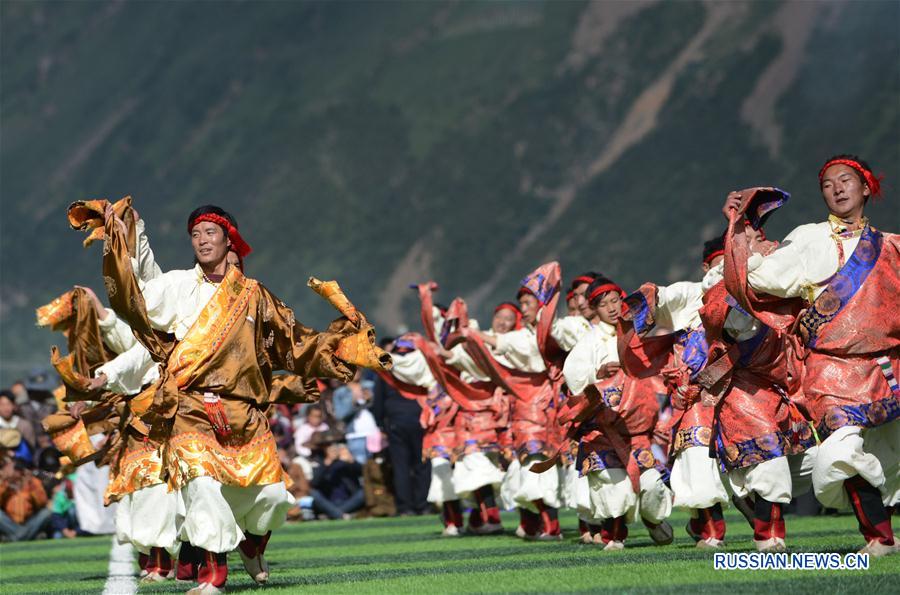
[745,187,790,230]
[799,225,883,348]
[623,290,654,335]
[816,394,900,441]
[674,328,709,379]
[519,271,556,305]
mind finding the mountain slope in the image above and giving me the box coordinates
[1,0,897,383]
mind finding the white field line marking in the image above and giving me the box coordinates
[101,538,137,595]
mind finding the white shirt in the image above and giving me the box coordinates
[550,314,592,351]
[390,350,437,390]
[655,281,704,332]
[562,321,618,396]
[494,326,547,373]
[747,221,862,301]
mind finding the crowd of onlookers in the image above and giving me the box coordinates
[0,371,81,542]
[0,355,436,542]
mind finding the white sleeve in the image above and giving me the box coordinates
[656,282,703,331]
[445,344,490,382]
[97,308,137,355]
[550,315,589,351]
[95,342,157,395]
[140,272,182,332]
[390,351,437,389]
[746,225,813,298]
[494,328,546,373]
[132,218,164,286]
[563,334,600,396]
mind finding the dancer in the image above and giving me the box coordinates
[723,157,898,555]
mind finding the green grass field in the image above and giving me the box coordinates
[0,510,896,594]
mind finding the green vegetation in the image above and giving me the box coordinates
[1,1,898,383]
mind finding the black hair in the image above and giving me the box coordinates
[0,390,14,403]
[821,154,874,203]
[586,275,620,306]
[702,233,726,264]
[186,205,239,235]
[570,271,601,290]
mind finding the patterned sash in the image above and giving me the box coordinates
[798,225,883,348]
[167,266,258,388]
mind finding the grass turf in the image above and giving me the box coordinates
[0,510,896,594]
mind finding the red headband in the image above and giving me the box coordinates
[189,213,252,258]
[818,159,882,198]
[703,249,724,266]
[566,289,576,302]
[589,283,624,303]
[494,303,523,330]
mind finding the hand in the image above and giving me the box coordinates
[68,401,87,419]
[337,445,354,463]
[87,374,108,392]
[596,362,621,379]
[722,191,743,220]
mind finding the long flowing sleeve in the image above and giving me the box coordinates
[550,315,591,351]
[95,342,158,396]
[562,325,617,396]
[97,308,138,355]
[258,285,355,382]
[444,344,491,382]
[655,281,704,331]
[494,327,546,373]
[132,218,163,286]
[389,351,436,389]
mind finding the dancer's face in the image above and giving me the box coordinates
[593,292,622,326]
[492,309,517,334]
[820,164,868,220]
[572,282,594,319]
[191,221,231,268]
[226,250,242,272]
[518,293,539,325]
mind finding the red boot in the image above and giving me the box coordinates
[141,547,173,582]
[238,531,271,584]
[845,476,897,555]
[599,516,628,550]
[533,500,562,541]
[753,497,786,552]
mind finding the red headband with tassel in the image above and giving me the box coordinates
[189,213,252,258]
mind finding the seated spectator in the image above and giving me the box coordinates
[50,474,78,539]
[342,380,378,464]
[293,405,328,459]
[0,456,52,541]
[0,391,36,458]
[309,443,365,520]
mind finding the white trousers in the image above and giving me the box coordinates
[179,477,294,553]
[670,446,729,509]
[427,457,458,505]
[452,452,504,497]
[813,420,900,509]
[499,458,521,511]
[727,448,818,504]
[586,467,672,523]
[115,483,180,555]
[513,456,562,511]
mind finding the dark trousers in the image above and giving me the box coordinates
[310,488,366,519]
[387,422,430,514]
[0,508,52,541]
